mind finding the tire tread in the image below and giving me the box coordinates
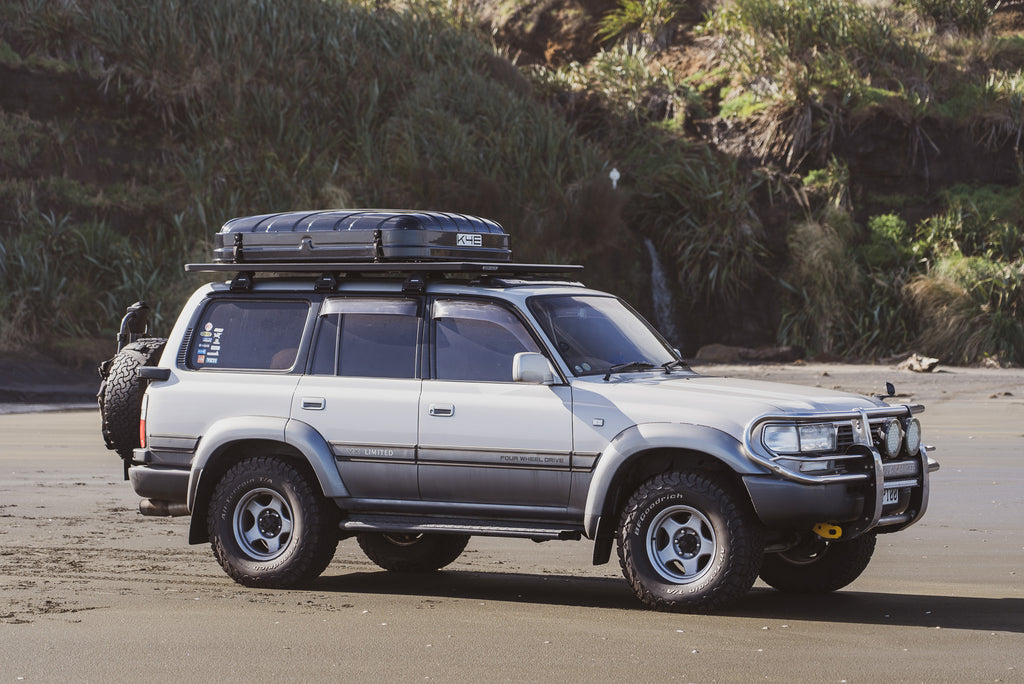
[617,471,763,612]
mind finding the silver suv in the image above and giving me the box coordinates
[98,210,938,611]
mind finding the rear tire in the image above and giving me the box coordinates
[759,532,876,593]
[617,471,763,612]
[357,533,469,572]
[98,337,167,458]
[208,455,338,588]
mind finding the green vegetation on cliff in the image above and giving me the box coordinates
[1,0,1021,366]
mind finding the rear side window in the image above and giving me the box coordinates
[190,300,309,370]
[310,298,420,378]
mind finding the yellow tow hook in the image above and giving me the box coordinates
[812,522,843,540]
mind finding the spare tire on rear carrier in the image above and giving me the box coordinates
[98,336,167,473]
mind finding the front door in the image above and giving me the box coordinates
[417,298,573,513]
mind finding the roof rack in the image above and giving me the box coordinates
[184,261,583,275]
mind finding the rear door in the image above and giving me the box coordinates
[292,296,422,500]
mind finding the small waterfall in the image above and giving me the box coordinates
[644,238,680,346]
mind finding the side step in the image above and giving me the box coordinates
[340,514,583,542]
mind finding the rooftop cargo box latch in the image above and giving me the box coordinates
[372,228,384,262]
[232,233,245,263]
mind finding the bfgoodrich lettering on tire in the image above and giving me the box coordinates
[208,455,338,588]
[616,471,763,612]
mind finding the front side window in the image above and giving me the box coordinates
[433,299,541,382]
[310,298,419,378]
[190,299,309,370]
[528,295,675,376]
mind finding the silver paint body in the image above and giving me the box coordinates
[133,277,934,546]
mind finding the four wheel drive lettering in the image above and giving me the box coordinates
[98,209,938,612]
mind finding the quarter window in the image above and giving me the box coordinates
[190,300,309,370]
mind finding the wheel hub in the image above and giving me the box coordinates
[258,509,282,537]
[233,487,294,561]
[646,504,717,584]
[675,529,700,556]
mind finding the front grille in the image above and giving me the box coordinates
[836,420,904,459]
[836,424,855,451]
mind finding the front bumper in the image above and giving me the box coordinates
[743,445,935,536]
[742,405,937,537]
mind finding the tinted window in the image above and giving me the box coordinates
[191,300,309,370]
[433,300,540,382]
[528,295,674,376]
[311,298,419,379]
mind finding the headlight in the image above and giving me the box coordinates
[762,424,836,454]
[882,419,903,457]
[904,418,921,454]
[798,424,836,452]
[763,425,799,453]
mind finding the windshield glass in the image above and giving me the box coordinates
[528,295,677,377]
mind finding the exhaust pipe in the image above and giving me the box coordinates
[139,499,189,517]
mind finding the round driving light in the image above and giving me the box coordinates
[882,419,903,457]
[904,418,921,454]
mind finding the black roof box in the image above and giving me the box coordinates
[212,210,511,264]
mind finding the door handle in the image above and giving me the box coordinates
[301,397,326,410]
[428,403,454,417]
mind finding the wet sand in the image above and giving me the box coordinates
[1,364,1022,681]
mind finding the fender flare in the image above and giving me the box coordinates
[185,416,348,543]
[582,422,764,538]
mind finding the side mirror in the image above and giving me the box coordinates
[512,352,555,385]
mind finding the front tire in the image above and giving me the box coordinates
[617,471,763,612]
[357,533,469,572]
[208,455,338,588]
[759,532,876,593]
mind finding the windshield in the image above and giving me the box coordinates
[528,295,678,377]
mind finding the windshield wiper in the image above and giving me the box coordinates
[662,359,690,374]
[603,361,655,381]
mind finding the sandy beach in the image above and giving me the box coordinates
[1,362,1022,681]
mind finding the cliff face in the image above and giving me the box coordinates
[2,0,1022,365]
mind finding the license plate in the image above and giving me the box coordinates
[882,487,901,505]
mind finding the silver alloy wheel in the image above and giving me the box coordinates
[646,504,716,584]
[233,487,294,560]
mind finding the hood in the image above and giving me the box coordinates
[571,371,885,442]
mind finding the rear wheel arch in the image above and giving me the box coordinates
[188,439,326,545]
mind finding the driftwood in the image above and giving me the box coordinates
[897,353,940,373]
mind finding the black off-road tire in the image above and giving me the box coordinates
[759,532,876,594]
[617,471,764,612]
[98,337,167,458]
[356,533,470,572]
[208,455,339,588]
